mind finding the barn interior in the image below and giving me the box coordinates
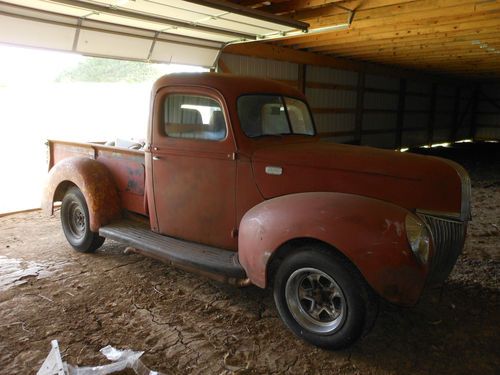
[0,1,498,374]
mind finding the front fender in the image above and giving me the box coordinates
[43,157,121,232]
[238,192,431,306]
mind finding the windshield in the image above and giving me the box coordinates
[237,95,315,138]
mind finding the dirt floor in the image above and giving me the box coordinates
[0,143,498,374]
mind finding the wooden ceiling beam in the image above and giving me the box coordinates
[343,53,500,64]
[310,39,500,56]
[295,0,494,28]
[308,32,500,53]
[281,22,495,50]
[225,0,500,79]
[388,64,500,74]
[368,65,499,77]
[285,18,500,50]
[328,48,499,62]
[224,41,368,71]
[306,4,500,33]
[379,57,500,66]
[337,47,500,59]
[324,39,500,57]
[278,0,499,45]
[223,42,465,82]
[354,53,500,66]
[373,56,500,64]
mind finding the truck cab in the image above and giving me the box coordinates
[43,73,471,349]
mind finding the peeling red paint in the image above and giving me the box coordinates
[43,157,121,232]
[238,192,430,305]
[42,74,469,306]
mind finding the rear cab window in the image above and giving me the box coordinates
[163,94,227,141]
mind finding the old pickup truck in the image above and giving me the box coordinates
[44,73,470,349]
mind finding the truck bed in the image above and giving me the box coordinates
[47,139,148,216]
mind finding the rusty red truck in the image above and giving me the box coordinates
[44,73,470,349]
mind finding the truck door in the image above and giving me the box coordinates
[150,87,237,250]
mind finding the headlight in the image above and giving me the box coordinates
[405,214,430,264]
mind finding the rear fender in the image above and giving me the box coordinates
[238,192,430,305]
[43,157,121,231]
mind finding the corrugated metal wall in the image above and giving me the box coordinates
[403,81,432,147]
[475,84,500,141]
[221,54,299,82]
[220,53,499,149]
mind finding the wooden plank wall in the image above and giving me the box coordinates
[219,53,498,149]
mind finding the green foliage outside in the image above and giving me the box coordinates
[56,57,162,83]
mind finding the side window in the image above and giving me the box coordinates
[164,94,227,141]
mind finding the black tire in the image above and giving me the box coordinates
[273,245,378,349]
[61,187,105,253]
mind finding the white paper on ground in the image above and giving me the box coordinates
[37,340,165,375]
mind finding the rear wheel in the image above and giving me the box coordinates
[61,187,105,252]
[273,245,378,349]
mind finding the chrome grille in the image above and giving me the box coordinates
[421,214,467,285]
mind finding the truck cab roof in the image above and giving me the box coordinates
[152,72,306,101]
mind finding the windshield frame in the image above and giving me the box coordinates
[237,93,317,139]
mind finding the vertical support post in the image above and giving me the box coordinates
[354,72,365,145]
[147,31,160,62]
[427,83,437,146]
[72,18,83,52]
[469,84,480,141]
[298,64,306,94]
[450,86,462,142]
[395,78,407,149]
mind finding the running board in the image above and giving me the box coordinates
[99,219,247,284]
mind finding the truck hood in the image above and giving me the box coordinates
[250,140,469,219]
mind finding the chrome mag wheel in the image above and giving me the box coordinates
[285,267,347,335]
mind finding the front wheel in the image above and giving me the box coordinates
[273,246,378,349]
[61,186,105,253]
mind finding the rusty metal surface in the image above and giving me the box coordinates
[97,155,148,216]
[238,192,430,306]
[46,140,148,216]
[43,157,121,232]
[235,155,265,225]
[150,85,238,250]
[43,73,470,307]
[97,157,145,196]
[47,139,144,169]
[250,141,464,218]
[151,73,313,153]
[150,74,466,224]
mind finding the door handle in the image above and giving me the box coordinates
[265,166,282,175]
[152,156,161,161]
